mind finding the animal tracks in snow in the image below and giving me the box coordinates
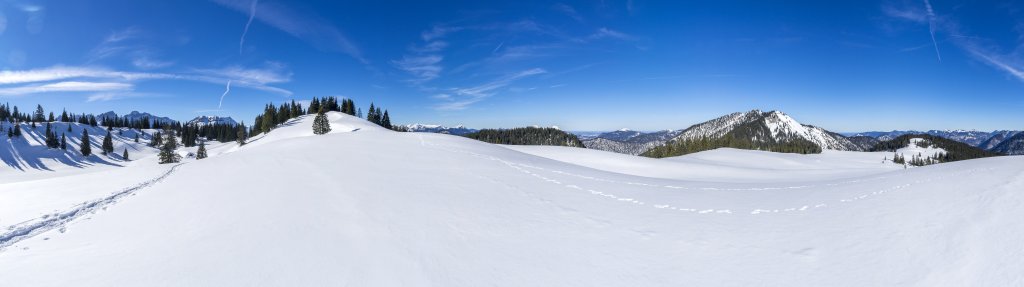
[0,164,185,252]
[422,141,993,217]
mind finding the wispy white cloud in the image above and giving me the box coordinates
[964,46,1024,82]
[922,0,941,61]
[132,57,175,69]
[0,64,293,98]
[587,27,634,41]
[435,68,546,111]
[553,3,583,22]
[421,25,462,41]
[0,81,132,96]
[392,55,443,83]
[212,0,366,63]
[239,0,259,54]
[883,1,1023,82]
[218,80,232,108]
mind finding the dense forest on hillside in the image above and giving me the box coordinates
[870,134,1001,162]
[464,127,584,147]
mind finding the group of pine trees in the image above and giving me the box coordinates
[365,103,392,130]
[643,135,822,158]
[463,127,584,147]
[870,134,999,164]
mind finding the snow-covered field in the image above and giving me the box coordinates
[1,112,1022,286]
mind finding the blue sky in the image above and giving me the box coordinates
[0,0,1022,132]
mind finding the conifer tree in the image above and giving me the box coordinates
[44,123,57,148]
[13,123,21,137]
[122,148,129,161]
[158,130,180,164]
[60,133,67,150]
[135,134,140,143]
[312,107,331,135]
[236,123,247,146]
[196,141,208,159]
[81,129,92,156]
[381,110,392,129]
[102,130,114,155]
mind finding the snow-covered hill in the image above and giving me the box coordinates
[0,121,156,181]
[187,115,238,127]
[671,110,860,151]
[1,112,1023,286]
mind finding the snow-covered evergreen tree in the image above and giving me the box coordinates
[81,129,92,156]
[312,108,331,135]
[196,141,208,159]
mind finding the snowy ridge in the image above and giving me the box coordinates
[187,115,238,127]
[671,110,860,151]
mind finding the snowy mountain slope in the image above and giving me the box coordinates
[852,130,1022,147]
[2,112,1024,286]
[582,129,683,155]
[670,110,860,151]
[991,132,1024,155]
[187,115,238,127]
[99,111,177,125]
[980,130,1022,150]
[847,135,880,150]
[0,121,157,181]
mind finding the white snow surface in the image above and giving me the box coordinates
[1,112,1023,286]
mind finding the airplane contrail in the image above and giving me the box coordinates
[923,0,941,62]
[218,80,232,109]
[239,0,259,54]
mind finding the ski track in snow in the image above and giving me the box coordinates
[423,140,992,216]
[0,164,185,252]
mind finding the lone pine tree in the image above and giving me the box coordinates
[80,129,92,156]
[122,148,129,161]
[312,107,331,135]
[102,130,114,155]
[196,141,208,159]
[158,130,180,164]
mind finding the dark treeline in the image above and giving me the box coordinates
[464,127,584,147]
[643,135,822,158]
[870,134,1000,164]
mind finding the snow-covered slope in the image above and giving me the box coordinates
[671,110,860,151]
[0,121,156,181]
[187,115,238,127]
[991,132,1024,155]
[2,112,1023,286]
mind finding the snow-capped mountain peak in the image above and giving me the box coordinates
[187,115,238,127]
[671,109,859,151]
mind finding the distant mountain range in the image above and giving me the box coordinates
[848,130,1023,154]
[187,115,238,127]
[402,124,478,136]
[576,112,1023,156]
[582,110,859,156]
[98,111,177,125]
